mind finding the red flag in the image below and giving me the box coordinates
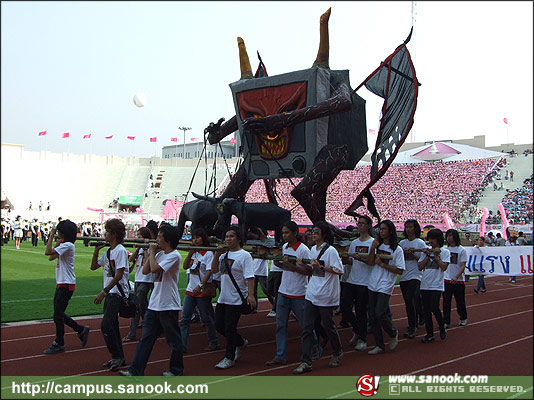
[127,136,135,140]
[38,130,47,137]
[62,132,70,138]
[105,135,113,139]
[503,118,508,125]
[190,137,198,142]
[368,128,376,135]
[170,137,177,142]
[83,134,91,139]
[150,137,157,142]
[230,137,237,144]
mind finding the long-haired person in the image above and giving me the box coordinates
[293,221,344,374]
[418,228,450,343]
[43,220,89,354]
[341,215,374,351]
[443,229,468,327]
[180,228,220,353]
[91,218,130,371]
[211,226,256,369]
[399,219,426,339]
[367,220,405,355]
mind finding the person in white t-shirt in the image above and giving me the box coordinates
[211,226,256,370]
[91,218,130,371]
[443,229,468,328]
[418,228,450,343]
[293,221,344,375]
[250,228,275,313]
[180,228,220,353]
[266,221,312,366]
[123,226,155,342]
[120,224,184,376]
[399,219,426,339]
[43,220,90,354]
[366,220,405,355]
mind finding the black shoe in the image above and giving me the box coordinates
[77,326,90,347]
[403,330,416,339]
[421,335,435,343]
[440,327,447,340]
[43,341,65,354]
[109,358,126,371]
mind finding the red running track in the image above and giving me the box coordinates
[1,275,532,377]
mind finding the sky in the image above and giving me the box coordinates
[1,1,532,159]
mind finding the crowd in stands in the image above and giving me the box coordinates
[245,158,503,224]
[498,176,533,224]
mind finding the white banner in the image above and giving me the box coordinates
[464,246,533,276]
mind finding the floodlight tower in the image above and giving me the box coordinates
[178,126,191,159]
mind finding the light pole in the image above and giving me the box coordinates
[178,126,191,159]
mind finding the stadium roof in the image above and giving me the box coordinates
[392,142,506,164]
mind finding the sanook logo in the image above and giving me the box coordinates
[356,375,380,397]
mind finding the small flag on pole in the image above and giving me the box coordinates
[503,118,508,125]
[62,132,70,138]
[190,137,199,142]
[83,134,91,139]
[230,137,237,144]
[105,135,113,139]
[150,137,157,142]
[127,136,135,140]
[38,130,47,136]
[171,137,178,142]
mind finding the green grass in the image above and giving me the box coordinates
[1,240,267,323]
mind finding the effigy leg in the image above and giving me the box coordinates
[312,8,331,69]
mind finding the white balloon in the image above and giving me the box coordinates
[133,93,147,107]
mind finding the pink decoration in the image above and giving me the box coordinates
[498,203,510,239]
[480,207,489,237]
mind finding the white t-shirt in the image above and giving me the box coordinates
[217,249,255,306]
[269,260,283,273]
[419,247,450,291]
[98,244,130,295]
[253,259,269,277]
[186,251,214,296]
[346,237,374,287]
[133,249,154,283]
[305,244,344,307]
[148,250,182,311]
[399,238,426,282]
[367,243,405,296]
[278,241,311,298]
[444,245,467,283]
[55,242,76,285]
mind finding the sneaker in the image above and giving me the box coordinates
[389,332,399,351]
[43,341,65,354]
[103,359,113,368]
[109,358,126,371]
[267,310,276,318]
[440,327,447,340]
[474,289,479,293]
[215,357,235,369]
[292,362,312,375]
[234,339,248,361]
[204,343,221,351]
[122,335,136,342]
[348,333,358,345]
[421,335,435,343]
[481,288,487,293]
[265,358,287,366]
[77,326,90,347]
[329,353,343,368]
[118,370,133,376]
[459,319,467,326]
[162,370,182,376]
[367,346,384,355]
[355,339,367,351]
[443,323,449,329]
[311,346,323,360]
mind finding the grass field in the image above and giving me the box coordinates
[0,239,267,323]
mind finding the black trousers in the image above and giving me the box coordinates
[340,283,368,342]
[443,282,467,324]
[53,287,82,346]
[267,271,282,311]
[421,290,445,337]
[215,303,245,360]
[31,232,39,246]
[400,279,422,331]
[368,290,397,350]
[101,294,125,359]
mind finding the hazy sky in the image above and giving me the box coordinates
[2,1,532,158]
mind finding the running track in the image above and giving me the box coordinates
[1,276,532,377]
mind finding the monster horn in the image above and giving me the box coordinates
[237,37,253,79]
[312,8,331,69]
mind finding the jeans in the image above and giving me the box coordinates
[368,290,397,350]
[476,275,486,291]
[180,294,218,352]
[421,290,445,336]
[215,303,245,360]
[443,282,467,324]
[101,294,124,359]
[267,271,282,311]
[340,283,368,342]
[300,300,342,365]
[128,282,153,338]
[53,287,82,346]
[400,279,422,331]
[274,294,306,361]
[128,309,184,376]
